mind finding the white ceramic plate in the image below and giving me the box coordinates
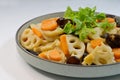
[16,12,120,78]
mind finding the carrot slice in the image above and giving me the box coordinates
[38,52,48,59]
[60,34,70,57]
[31,27,43,38]
[112,48,120,59]
[90,38,103,48]
[99,18,115,23]
[49,49,62,61]
[115,58,120,62]
[41,18,58,31]
[106,18,115,23]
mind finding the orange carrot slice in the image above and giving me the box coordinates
[41,18,58,31]
[38,52,48,59]
[49,49,62,61]
[31,27,43,38]
[115,58,120,62]
[90,38,103,48]
[106,17,115,23]
[112,48,120,59]
[60,34,70,57]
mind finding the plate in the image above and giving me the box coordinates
[16,12,120,78]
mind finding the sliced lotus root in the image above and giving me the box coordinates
[66,35,85,59]
[39,39,60,52]
[38,48,66,63]
[82,43,116,65]
[116,27,120,34]
[88,27,103,40]
[20,28,43,50]
[37,23,63,41]
[87,38,104,54]
[86,43,94,54]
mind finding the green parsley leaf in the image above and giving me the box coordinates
[73,18,82,30]
[96,13,106,20]
[63,22,74,34]
[79,27,96,40]
[97,20,114,32]
[63,6,109,41]
[64,6,77,19]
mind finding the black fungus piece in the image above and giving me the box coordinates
[106,14,116,18]
[66,56,80,64]
[81,52,88,62]
[115,16,120,27]
[103,33,120,48]
[56,17,74,28]
[91,63,96,65]
[26,49,38,56]
[101,33,109,38]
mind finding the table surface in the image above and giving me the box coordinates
[0,0,120,80]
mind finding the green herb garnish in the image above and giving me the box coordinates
[63,6,115,41]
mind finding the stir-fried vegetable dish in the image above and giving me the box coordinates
[20,7,120,65]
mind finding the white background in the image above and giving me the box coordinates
[0,0,120,80]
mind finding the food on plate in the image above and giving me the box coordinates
[87,38,104,53]
[82,43,115,65]
[20,6,120,65]
[38,48,66,63]
[112,48,120,62]
[66,35,85,59]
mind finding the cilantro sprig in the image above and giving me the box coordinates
[63,6,115,40]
